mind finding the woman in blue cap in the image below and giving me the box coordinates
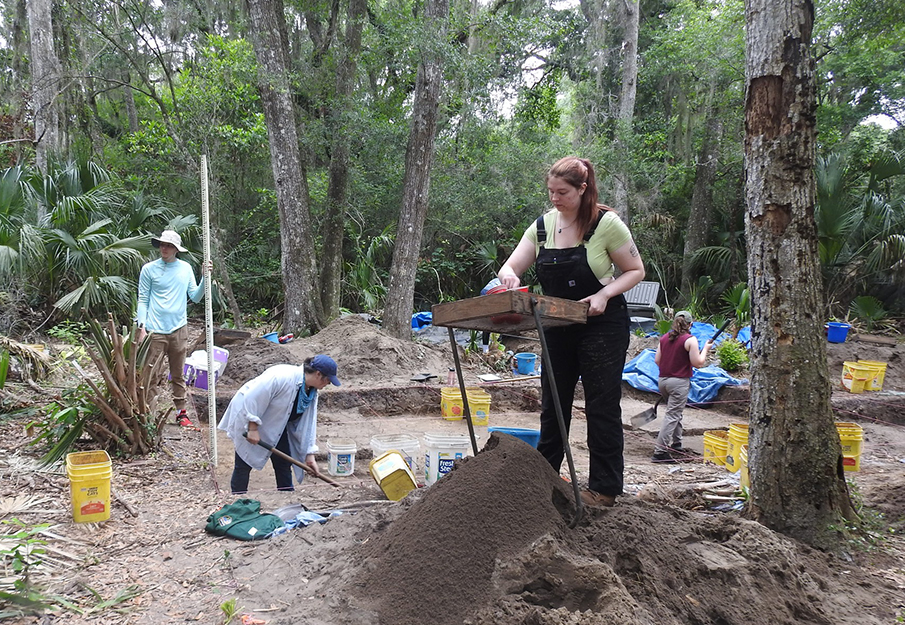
[219,355,341,493]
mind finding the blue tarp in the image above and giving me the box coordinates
[623,348,747,404]
[411,311,433,329]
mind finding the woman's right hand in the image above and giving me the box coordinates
[246,428,261,445]
[497,267,521,290]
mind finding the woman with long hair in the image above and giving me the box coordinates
[498,157,645,507]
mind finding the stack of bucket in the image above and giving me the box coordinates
[738,445,749,489]
[724,423,749,473]
[702,430,729,466]
[836,422,864,472]
[705,421,864,477]
[440,387,491,426]
[841,360,887,394]
[66,451,113,523]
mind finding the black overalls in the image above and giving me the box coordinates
[534,211,630,497]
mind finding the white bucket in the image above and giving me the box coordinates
[327,439,357,477]
[370,433,421,474]
[423,432,469,486]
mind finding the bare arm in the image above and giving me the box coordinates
[497,235,537,289]
[580,239,645,316]
[686,336,713,368]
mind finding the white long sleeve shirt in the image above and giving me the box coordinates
[218,364,319,484]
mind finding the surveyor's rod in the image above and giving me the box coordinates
[201,154,217,466]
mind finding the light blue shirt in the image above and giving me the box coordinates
[136,257,205,334]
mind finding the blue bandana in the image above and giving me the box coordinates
[295,384,316,416]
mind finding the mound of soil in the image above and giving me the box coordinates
[240,434,902,625]
[219,315,456,390]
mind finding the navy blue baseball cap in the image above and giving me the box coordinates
[311,355,341,386]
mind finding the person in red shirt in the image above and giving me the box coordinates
[652,311,713,463]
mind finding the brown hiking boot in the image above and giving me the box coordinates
[580,489,616,507]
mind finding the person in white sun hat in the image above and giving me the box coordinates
[136,230,211,428]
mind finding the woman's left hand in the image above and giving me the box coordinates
[580,289,610,316]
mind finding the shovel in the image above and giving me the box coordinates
[243,432,341,487]
[631,398,661,427]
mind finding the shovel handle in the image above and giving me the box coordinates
[711,318,733,342]
[243,432,341,488]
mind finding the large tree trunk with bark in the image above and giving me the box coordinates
[682,85,722,295]
[245,0,324,334]
[320,0,367,321]
[382,0,449,339]
[743,0,852,550]
[610,0,639,222]
[26,0,63,178]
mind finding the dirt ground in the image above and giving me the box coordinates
[1,314,904,624]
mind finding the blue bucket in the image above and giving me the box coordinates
[514,352,537,375]
[826,322,850,343]
[488,427,541,448]
[263,332,279,343]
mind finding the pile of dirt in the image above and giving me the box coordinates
[349,433,576,624]
[246,433,901,625]
[218,315,455,389]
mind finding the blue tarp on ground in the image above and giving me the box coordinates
[622,348,747,404]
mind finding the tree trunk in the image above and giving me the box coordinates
[383,0,449,339]
[122,72,139,133]
[681,84,722,295]
[743,0,852,550]
[26,0,63,178]
[611,0,639,222]
[320,0,367,321]
[245,0,325,334]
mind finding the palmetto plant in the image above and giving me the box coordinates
[0,158,187,326]
[815,151,905,315]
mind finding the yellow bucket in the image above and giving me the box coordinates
[724,423,749,473]
[369,451,418,501]
[440,387,491,425]
[856,360,887,391]
[835,422,863,472]
[66,451,112,523]
[466,389,491,426]
[702,430,729,466]
[841,361,872,394]
[739,445,749,490]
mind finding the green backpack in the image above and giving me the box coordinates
[205,499,285,541]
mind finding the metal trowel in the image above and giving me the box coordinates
[630,398,661,427]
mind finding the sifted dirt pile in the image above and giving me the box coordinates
[239,433,902,625]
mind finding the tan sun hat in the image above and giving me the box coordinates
[151,230,188,253]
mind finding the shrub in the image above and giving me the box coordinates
[715,338,749,372]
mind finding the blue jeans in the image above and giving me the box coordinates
[230,427,295,493]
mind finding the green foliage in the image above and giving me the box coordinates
[0,349,8,390]
[714,338,748,373]
[220,597,242,624]
[848,296,888,333]
[47,320,90,344]
[0,519,54,618]
[721,282,750,326]
[29,388,94,467]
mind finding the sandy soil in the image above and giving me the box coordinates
[1,315,904,624]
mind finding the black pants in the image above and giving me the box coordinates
[230,426,295,493]
[537,303,629,497]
